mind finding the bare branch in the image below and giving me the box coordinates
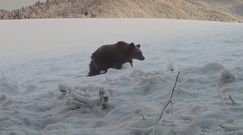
[140,112,145,120]
[229,95,236,105]
[219,124,225,129]
[155,72,180,125]
[150,72,180,135]
[170,101,173,114]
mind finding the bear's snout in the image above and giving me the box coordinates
[139,56,145,60]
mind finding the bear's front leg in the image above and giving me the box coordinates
[129,59,133,67]
[88,61,101,76]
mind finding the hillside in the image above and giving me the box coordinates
[0,0,243,22]
[189,0,243,16]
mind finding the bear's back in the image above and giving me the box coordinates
[91,42,130,61]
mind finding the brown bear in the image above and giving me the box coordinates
[88,41,145,76]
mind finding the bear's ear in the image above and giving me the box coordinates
[128,43,135,53]
[136,44,140,48]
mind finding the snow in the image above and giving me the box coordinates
[0,19,243,135]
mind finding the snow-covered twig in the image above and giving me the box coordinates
[216,86,226,106]
[1,72,6,82]
[0,72,8,86]
[219,124,240,132]
[70,91,96,106]
[228,95,236,105]
[155,72,180,125]
[150,72,180,135]
[99,88,110,110]
[140,112,145,120]
[59,84,110,110]
[216,68,236,106]
[170,101,173,114]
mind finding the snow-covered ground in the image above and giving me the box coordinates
[0,19,243,135]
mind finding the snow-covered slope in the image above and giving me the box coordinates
[0,19,243,135]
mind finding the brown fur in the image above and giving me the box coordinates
[88,41,145,76]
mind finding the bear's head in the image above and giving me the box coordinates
[129,43,145,60]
